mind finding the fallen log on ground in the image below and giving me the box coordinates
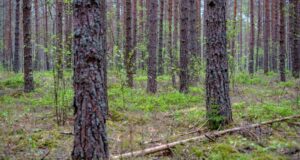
[111,115,300,159]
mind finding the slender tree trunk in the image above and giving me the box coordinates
[147,0,158,93]
[72,0,109,159]
[249,0,254,74]
[4,0,12,70]
[125,0,134,87]
[231,0,237,61]
[168,0,176,87]
[189,0,199,83]
[271,0,279,72]
[205,0,232,129]
[158,0,164,75]
[173,0,179,79]
[64,2,72,69]
[196,0,202,60]
[279,0,286,82]
[138,0,145,70]
[264,0,270,74]
[14,0,21,73]
[179,0,189,93]
[34,0,41,70]
[23,0,34,92]
[132,0,137,72]
[44,1,50,70]
[56,0,63,78]
[255,0,262,71]
[238,0,243,70]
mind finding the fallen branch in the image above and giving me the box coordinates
[111,115,300,159]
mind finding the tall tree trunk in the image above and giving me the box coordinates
[14,0,21,73]
[168,0,176,87]
[56,0,63,78]
[132,0,137,72]
[4,0,12,70]
[231,0,237,63]
[264,0,270,74]
[147,0,158,93]
[205,0,232,129]
[179,0,189,93]
[189,0,199,83]
[72,0,109,159]
[249,0,254,74]
[279,0,286,82]
[173,0,179,78]
[23,0,34,92]
[238,0,243,71]
[196,0,202,60]
[290,0,300,78]
[138,0,145,70]
[64,2,72,69]
[255,0,262,71]
[158,0,164,75]
[271,0,279,72]
[34,0,41,70]
[125,0,134,87]
[44,1,50,70]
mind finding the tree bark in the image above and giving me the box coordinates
[205,0,232,129]
[255,0,262,71]
[14,0,21,73]
[125,0,134,87]
[72,0,109,159]
[132,0,137,72]
[271,0,279,72]
[279,0,286,82]
[23,0,34,92]
[56,0,63,78]
[264,0,270,74]
[168,0,176,87]
[44,1,50,70]
[158,0,164,75]
[290,0,300,78]
[147,0,158,93]
[249,0,254,74]
[34,0,41,70]
[179,0,189,93]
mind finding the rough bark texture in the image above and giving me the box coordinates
[14,0,20,73]
[72,0,109,159]
[290,0,300,78]
[205,0,232,129]
[158,0,164,75]
[264,0,270,74]
[279,0,286,82]
[56,0,63,78]
[147,0,158,93]
[169,0,176,87]
[179,0,189,93]
[23,0,34,92]
[249,0,254,74]
[256,0,262,71]
[125,0,134,87]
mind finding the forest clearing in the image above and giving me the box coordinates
[0,0,300,159]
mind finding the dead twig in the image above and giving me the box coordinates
[111,115,300,159]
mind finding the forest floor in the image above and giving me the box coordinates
[0,71,300,160]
